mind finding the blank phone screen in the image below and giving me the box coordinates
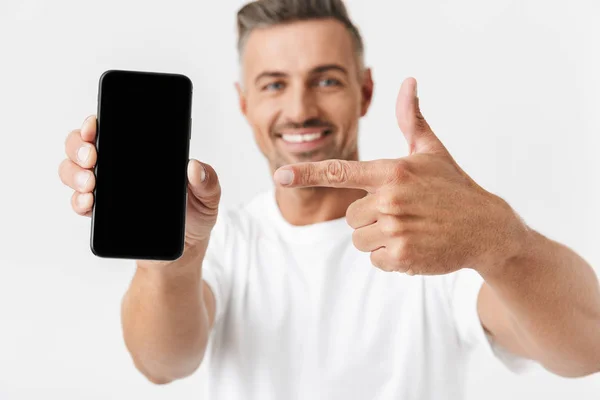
[91,70,192,260]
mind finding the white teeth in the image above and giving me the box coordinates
[281,132,324,143]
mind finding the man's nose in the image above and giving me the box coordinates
[285,84,319,123]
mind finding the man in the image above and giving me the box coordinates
[59,0,600,398]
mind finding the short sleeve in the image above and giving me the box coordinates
[445,268,538,374]
[201,210,233,326]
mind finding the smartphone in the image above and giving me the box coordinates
[91,69,193,261]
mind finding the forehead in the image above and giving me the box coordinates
[242,18,357,79]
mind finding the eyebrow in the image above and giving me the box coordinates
[311,64,348,76]
[254,71,288,85]
[253,64,349,85]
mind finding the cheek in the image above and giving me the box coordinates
[322,93,361,138]
[247,102,277,146]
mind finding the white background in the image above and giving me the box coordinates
[1,0,599,398]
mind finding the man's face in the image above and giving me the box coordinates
[237,18,373,171]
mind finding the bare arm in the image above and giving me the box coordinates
[275,78,600,378]
[121,242,216,384]
[59,115,223,384]
[478,230,600,377]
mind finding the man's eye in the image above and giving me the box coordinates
[264,82,284,91]
[318,78,341,87]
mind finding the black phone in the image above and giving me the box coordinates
[91,69,193,261]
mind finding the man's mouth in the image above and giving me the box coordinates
[275,129,332,143]
[274,129,333,154]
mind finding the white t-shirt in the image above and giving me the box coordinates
[201,189,534,399]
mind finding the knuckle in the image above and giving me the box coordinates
[390,160,410,183]
[389,240,411,263]
[325,160,349,184]
[376,192,403,215]
[389,244,403,261]
[379,216,404,237]
[301,165,314,186]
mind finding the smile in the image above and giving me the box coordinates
[275,129,333,154]
[277,129,332,143]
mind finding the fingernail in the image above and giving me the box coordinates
[82,115,92,128]
[77,145,90,163]
[199,164,206,182]
[414,81,418,97]
[274,169,294,186]
[76,171,91,189]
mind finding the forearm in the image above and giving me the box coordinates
[121,242,212,384]
[479,229,600,376]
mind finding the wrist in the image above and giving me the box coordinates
[474,200,534,279]
[477,229,549,289]
[136,238,210,278]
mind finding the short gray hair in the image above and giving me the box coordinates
[236,0,365,69]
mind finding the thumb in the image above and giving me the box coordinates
[187,159,221,210]
[396,77,449,156]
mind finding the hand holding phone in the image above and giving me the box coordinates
[58,70,222,261]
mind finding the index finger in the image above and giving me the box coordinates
[80,115,97,143]
[274,159,395,191]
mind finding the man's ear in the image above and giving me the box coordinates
[235,82,247,116]
[360,68,374,117]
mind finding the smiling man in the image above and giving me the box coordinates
[59,0,600,398]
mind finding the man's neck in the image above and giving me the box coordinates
[275,185,367,226]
